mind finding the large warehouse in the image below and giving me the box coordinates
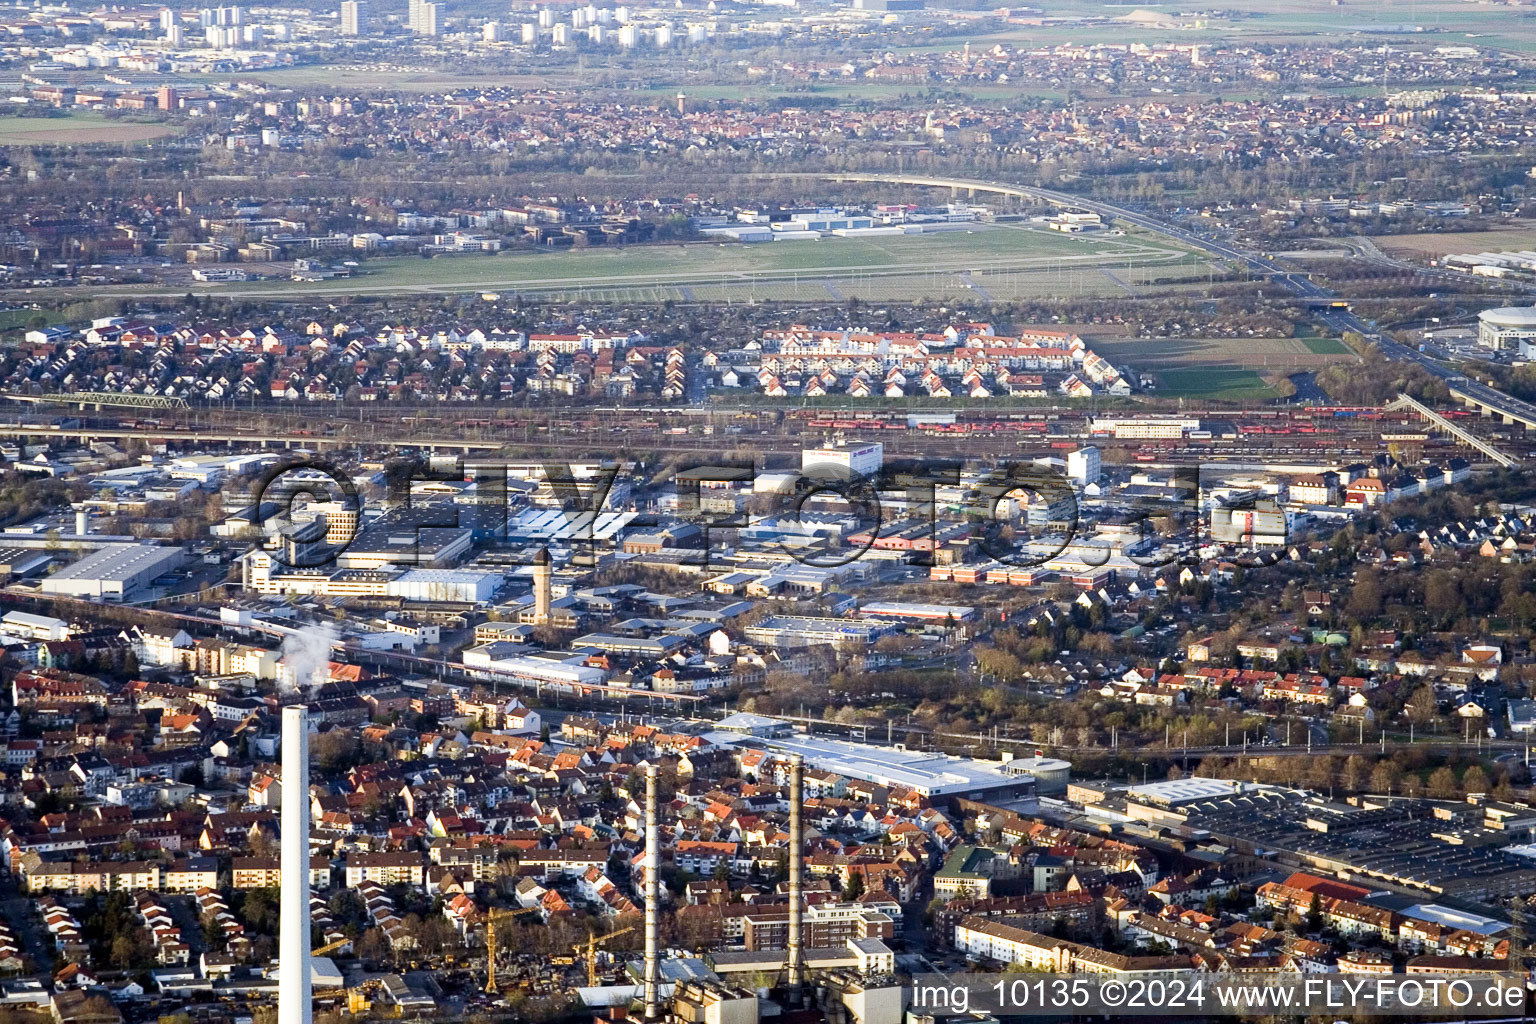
[41,544,186,601]
[711,729,1037,805]
[742,615,901,650]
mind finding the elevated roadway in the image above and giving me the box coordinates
[823,172,1536,451]
[1386,393,1517,468]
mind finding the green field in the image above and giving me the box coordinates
[220,223,1209,299]
[0,307,50,338]
[1087,334,1359,402]
[0,308,40,329]
[191,64,567,91]
[1091,336,1351,371]
[0,112,175,146]
[1154,368,1277,401]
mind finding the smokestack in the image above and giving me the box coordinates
[643,764,661,1023]
[532,547,551,626]
[74,510,88,536]
[279,706,313,1024]
[788,754,804,998]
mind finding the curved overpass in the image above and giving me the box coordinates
[820,172,1536,448]
[821,172,1266,263]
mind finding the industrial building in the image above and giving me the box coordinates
[714,730,1037,803]
[462,644,609,688]
[1067,446,1101,485]
[1125,781,1536,902]
[504,509,638,545]
[1124,778,1257,809]
[856,601,974,623]
[40,544,186,601]
[801,441,883,481]
[239,551,502,603]
[742,615,901,650]
[0,611,69,641]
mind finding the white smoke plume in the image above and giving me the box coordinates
[279,623,338,693]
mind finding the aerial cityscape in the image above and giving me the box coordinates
[4,0,1536,1021]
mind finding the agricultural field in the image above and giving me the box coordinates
[1090,336,1356,371]
[1088,335,1356,400]
[0,113,175,146]
[1152,368,1278,402]
[222,224,1212,299]
[1371,225,1536,259]
[208,64,564,91]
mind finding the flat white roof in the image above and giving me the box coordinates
[507,508,636,541]
[860,601,975,619]
[1005,756,1072,772]
[1399,903,1507,936]
[46,544,183,583]
[0,611,65,628]
[1126,777,1255,806]
[394,569,502,583]
[715,712,785,732]
[710,730,1026,797]
[1479,306,1536,327]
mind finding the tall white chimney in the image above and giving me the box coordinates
[74,510,88,536]
[643,764,661,1022]
[279,705,313,1024]
[532,547,552,626]
[787,753,804,998]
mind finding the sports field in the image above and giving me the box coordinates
[224,223,1212,299]
[0,113,175,146]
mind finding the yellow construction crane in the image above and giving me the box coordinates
[314,936,353,957]
[483,906,539,995]
[574,925,637,988]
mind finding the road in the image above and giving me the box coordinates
[817,172,1536,437]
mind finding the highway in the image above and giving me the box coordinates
[826,172,1536,445]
